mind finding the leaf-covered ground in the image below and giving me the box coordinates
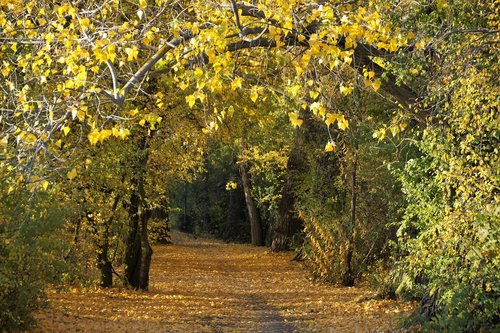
[32,233,414,332]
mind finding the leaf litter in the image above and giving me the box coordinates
[32,232,415,332]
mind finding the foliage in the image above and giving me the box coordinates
[295,102,407,284]
[390,1,500,329]
[0,186,79,330]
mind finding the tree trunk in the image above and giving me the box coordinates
[138,208,153,290]
[239,162,264,246]
[97,246,113,288]
[271,126,306,252]
[342,153,357,287]
[271,175,303,251]
[98,194,121,288]
[223,168,247,241]
[124,136,152,290]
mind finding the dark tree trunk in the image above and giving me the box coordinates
[98,194,121,288]
[271,125,307,252]
[138,209,153,290]
[97,247,113,288]
[223,169,247,241]
[124,203,153,290]
[200,173,211,233]
[342,154,357,287]
[271,175,304,251]
[239,162,264,246]
[124,136,152,290]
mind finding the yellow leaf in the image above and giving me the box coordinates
[309,90,320,99]
[231,77,243,91]
[42,180,49,191]
[112,127,120,137]
[437,0,448,11]
[75,65,87,82]
[186,94,196,108]
[67,168,77,180]
[76,106,87,122]
[119,128,130,139]
[0,135,8,147]
[340,84,353,95]
[107,43,116,62]
[178,81,189,90]
[80,18,90,30]
[288,112,303,128]
[288,85,301,98]
[250,88,259,103]
[205,48,216,63]
[99,129,112,141]
[390,125,399,137]
[125,46,139,61]
[325,113,340,126]
[88,130,100,145]
[372,79,381,92]
[325,141,335,152]
[338,115,349,130]
[138,0,147,9]
[62,126,70,136]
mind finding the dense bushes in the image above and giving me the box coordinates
[0,190,77,330]
[393,64,499,331]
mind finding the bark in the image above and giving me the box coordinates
[223,169,247,241]
[98,194,121,288]
[342,153,357,287]
[139,206,153,290]
[124,136,153,290]
[239,162,264,246]
[97,247,113,288]
[270,125,307,252]
[200,172,211,233]
[271,176,303,252]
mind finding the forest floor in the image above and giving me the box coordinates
[32,232,415,333]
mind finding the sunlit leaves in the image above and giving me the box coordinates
[324,141,336,152]
[66,168,77,180]
[0,0,413,195]
[88,128,129,145]
[125,46,139,61]
[185,91,205,108]
[250,87,260,103]
[339,84,353,96]
[288,112,303,128]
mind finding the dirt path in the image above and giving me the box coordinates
[33,233,414,332]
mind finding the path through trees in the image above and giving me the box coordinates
[33,232,414,332]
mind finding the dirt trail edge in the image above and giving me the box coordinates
[32,233,414,333]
